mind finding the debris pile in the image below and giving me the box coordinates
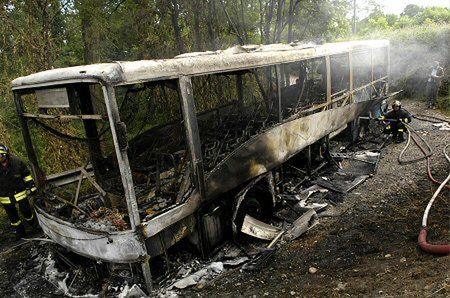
[432,122,450,131]
[88,207,128,231]
[11,241,144,297]
[315,150,380,193]
[170,261,224,290]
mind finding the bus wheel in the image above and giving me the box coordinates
[232,186,273,236]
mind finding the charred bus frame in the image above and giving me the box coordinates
[11,40,390,290]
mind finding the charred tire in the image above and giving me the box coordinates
[234,188,273,234]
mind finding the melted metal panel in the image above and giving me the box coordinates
[241,215,282,240]
[35,205,146,263]
[142,100,379,239]
[205,99,379,199]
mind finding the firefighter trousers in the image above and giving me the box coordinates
[1,198,34,227]
[383,121,406,137]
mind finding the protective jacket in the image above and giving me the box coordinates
[384,108,412,124]
[0,156,36,204]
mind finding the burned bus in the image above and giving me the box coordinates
[11,40,390,289]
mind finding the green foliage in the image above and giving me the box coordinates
[353,23,450,99]
[346,5,450,100]
[0,1,449,173]
[357,6,450,34]
[402,4,423,18]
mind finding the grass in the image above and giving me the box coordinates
[438,96,450,117]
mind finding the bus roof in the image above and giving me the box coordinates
[11,40,388,90]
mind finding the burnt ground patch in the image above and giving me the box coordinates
[0,100,448,297]
[184,99,450,297]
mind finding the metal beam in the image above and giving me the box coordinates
[102,84,140,228]
[47,165,94,187]
[325,56,332,106]
[275,65,283,122]
[102,84,153,291]
[349,52,353,103]
[178,76,206,199]
[13,92,46,187]
[21,113,104,120]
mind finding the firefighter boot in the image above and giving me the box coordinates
[25,214,41,231]
[396,133,405,143]
[11,223,26,240]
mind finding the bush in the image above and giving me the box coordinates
[347,24,449,99]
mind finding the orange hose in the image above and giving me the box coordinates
[418,228,450,255]
[410,134,450,189]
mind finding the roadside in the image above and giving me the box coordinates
[0,99,448,297]
[183,99,450,297]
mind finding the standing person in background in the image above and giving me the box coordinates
[426,61,444,109]
[0,144,39,239]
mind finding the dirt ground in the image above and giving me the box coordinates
[0,99,448,297]
[183,99,450,297]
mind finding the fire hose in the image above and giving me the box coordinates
[418,171,450,254]
[362,117,448,188]
[401,123,450,254]
[398,122,433,165]
[413,114,450,124]
[397,124,450,253]
[361,116,450,254]
[400,122,449,189]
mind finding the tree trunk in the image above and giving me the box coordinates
[38,0,51,69]
[192,0,202,51]
[78,0,101,64]
[240,0,248,43]
[207,0,218,50]
[259,0,265,44]
[274,0,285,43]
[287,0,295,42]
[264,0,275,44]
[170,0,186,54]
[220,0,244,45]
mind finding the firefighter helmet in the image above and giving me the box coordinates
[392,100,401,109]
[0,144,10,155]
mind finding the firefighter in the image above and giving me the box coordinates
[378,100,412,143]
[426,61,444,109]
[0,144,39,239]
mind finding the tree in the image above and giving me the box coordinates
[402,4,423,17]
[170,0,186,53]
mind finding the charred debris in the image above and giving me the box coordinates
[24,123,384,296]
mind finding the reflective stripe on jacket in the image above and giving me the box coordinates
[0,156,35,204]
[0,190,28,204]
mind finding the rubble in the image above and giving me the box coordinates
[284,209,318,241]
[88,207,128,231]
[118,284,148,298]
[170,262,224,289]
[308,267,318,274]
[223,257,249,267]
[432,122,450,131]
[43,253,70,294]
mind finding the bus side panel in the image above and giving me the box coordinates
[205,99,380,200]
